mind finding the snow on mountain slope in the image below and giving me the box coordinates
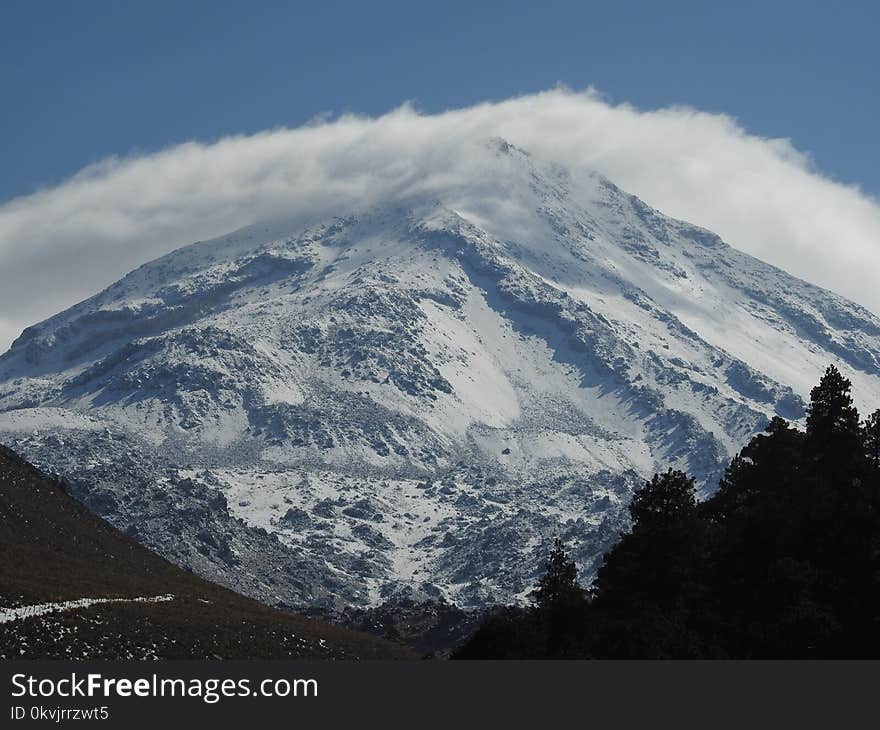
[2,139,880,609]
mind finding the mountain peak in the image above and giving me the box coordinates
[2,155,880,608]
[486,136,529,157]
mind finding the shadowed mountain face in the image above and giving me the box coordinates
[0,445,412,659]
[2,140,880,610]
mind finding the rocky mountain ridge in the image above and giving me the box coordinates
[2,139,879,609]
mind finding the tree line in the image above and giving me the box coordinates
[454,365,880,658]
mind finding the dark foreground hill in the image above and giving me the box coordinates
[0,445,412,659]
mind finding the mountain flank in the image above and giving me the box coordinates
[3,140,880,608]
[0,444,412,659]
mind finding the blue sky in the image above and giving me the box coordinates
[2,0,878,203]
[3,0,880,351]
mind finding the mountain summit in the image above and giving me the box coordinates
[3,140,880,608]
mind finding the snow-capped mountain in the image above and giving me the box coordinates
[3,139,880,609]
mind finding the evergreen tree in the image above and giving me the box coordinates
[806,364,862,480]
[863,409,880,653]
[705,418,835,657]
[706,417,808,559]
[590,470,709,658]
[593,470,703,605]
[863,409,880,470]
[530,538,581,609]
[454,539,588,659]
[802,366,879,654]
[530,538,589,658]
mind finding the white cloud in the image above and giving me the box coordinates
[2,88,880,354]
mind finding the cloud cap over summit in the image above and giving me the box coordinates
[2,88,880,352]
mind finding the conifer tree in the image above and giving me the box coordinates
[863,409,880,470]
[707,417,806,554]
[530,537,581,609]
[590,470,708,657]
[804,366,873,640]
[704,418,832,656]
[806,364,862,480]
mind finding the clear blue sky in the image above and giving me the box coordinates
[2,0,878,203]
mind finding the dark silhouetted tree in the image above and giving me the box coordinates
[530,538,581,609]
[802,366,879,654]
[704,418,837,656]
[590,470,710,658]
[806,364,862,481]
[453,539,588,659]
[863,409,880,471]
[530,538,589,657]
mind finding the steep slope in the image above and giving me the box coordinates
[0,445,411,659]
[2,139,879,609]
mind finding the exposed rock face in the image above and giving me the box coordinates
[2,140,880,609]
